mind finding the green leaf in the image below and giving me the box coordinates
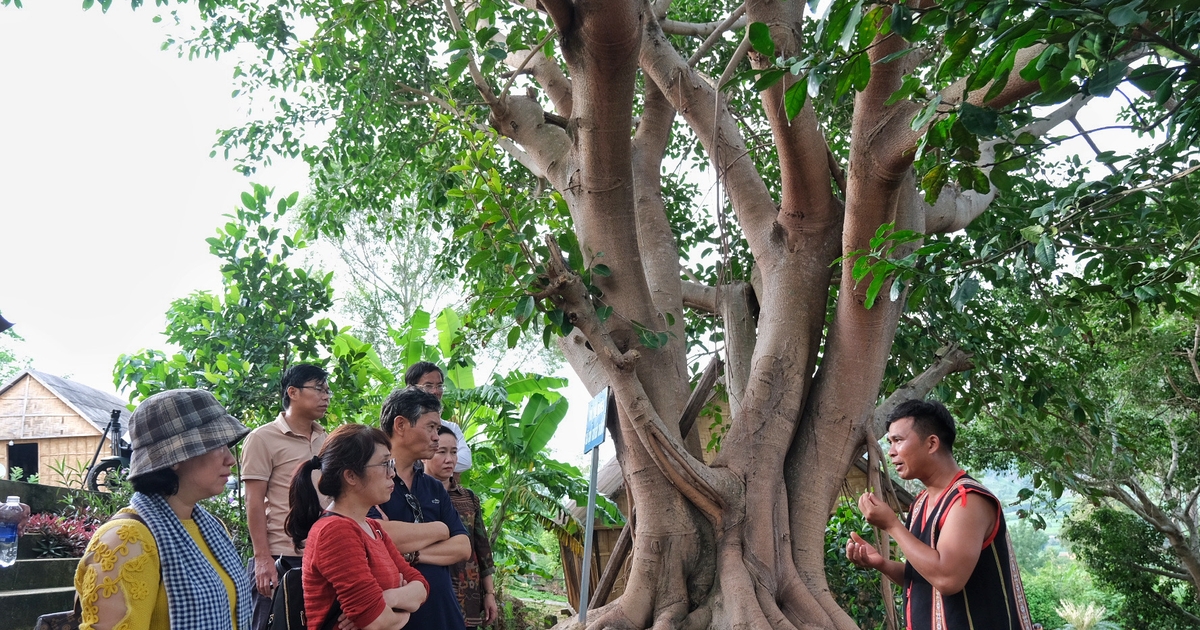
[862,267,889,310]
[506,326,521,349]
[875,47,914,66]
[837,0,865,51]
[519,395,569,457]
[889,3,913,39]
[1035,235,1056,268]
[1155,79,1174,106]
[515,295,535,323]
[447,55,470,81]
[950,276,980,312]
[1107,1,1147,27]
[911,94,942,131]
[1086,60,1128,97]
[592,264,611,277]
[885,75,921,106]
[446,360,475,390]
[784,79,808,121]
[754,69,786,91]
[596,305,613,322]
[958,102,998,136]
[748,22,775,58]
[1127,64,1169,92]
[1020,225,1045,244]
[436,307,461,356]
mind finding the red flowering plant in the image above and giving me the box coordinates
[24,513,97,558]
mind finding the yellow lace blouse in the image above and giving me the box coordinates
[74,508,240,630]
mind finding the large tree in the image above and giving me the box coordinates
[50,0,1200,627]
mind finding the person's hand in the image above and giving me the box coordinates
[254,556,277,598]
[846,531,885,570]
[857,491,900,532]
[483,592,499,625]
[336,612,362,630]
[394,611,411,629]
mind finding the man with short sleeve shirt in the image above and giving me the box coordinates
[370,387,471,630]
[240,364,331,630]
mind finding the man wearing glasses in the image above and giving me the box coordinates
[240,364,333,630]
[405,361,472,474]
[371,387,471,630]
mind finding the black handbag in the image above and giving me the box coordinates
[266,556,341,630]
[32,600,80,630]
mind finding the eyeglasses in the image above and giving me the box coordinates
[365,458,396,477]
[404,493,425,523]
[296,385,333,397]
[416,382,444,392]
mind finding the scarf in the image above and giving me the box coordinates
[131,492,253,630]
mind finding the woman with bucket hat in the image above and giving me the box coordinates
[74,389,254,630]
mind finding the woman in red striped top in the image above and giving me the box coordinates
[286,424,429,630]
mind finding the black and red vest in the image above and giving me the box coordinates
[903,471,1033,630]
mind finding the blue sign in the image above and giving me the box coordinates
[584,387,610,453]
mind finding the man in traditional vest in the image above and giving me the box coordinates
[847,399,1033,630]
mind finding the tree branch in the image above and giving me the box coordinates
[541,236,734,523]
[487,95,574,189]
[872,343,974,436]
[539,0,574,35]
[923,93,1092,234]
[1129,562,1193,582]
[681,280,717,313]
[686,5,746,66]
[503,47,574,118]
[720,281,757,418]
[639,9,779,262]
[632,80,687,334]
[442,0,501,109]
[666,13,747,39]
[746,0,840,245]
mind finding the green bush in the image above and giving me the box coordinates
[824,503,902,630]
[1022,558,1121,629]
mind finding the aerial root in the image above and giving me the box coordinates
[585,599,640,630]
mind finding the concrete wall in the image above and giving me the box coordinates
[0,479,90,515]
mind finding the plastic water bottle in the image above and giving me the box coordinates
[0,496,23,568]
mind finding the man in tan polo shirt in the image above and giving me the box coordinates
[240,363,331,630]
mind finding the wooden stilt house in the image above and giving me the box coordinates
[0,370,130,487]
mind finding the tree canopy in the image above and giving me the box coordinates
[30,0,1200,627]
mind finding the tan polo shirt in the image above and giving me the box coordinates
[240,413,327,556]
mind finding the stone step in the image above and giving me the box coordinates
[0,558,78,591]
[0,586,75,630]
[17,534,45,560]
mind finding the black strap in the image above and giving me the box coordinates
[319,600,343,630]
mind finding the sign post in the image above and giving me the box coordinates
[578,387,610,626]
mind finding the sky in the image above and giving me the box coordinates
[0,3,307,389]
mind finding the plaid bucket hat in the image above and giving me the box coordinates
[128,389,251,478]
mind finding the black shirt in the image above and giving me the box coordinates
[368,465,468,630]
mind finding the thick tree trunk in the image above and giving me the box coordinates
[463,0,1051,627]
